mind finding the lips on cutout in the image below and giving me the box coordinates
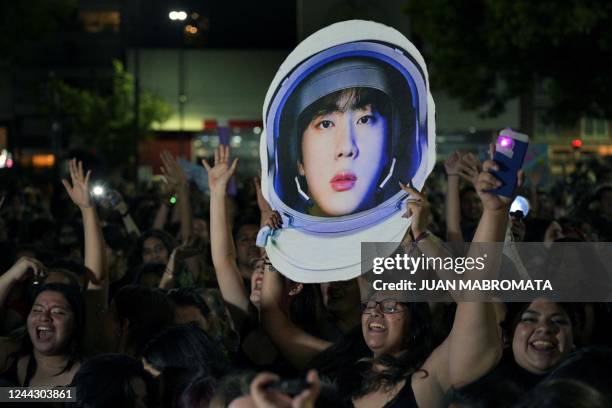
[330,172,357,192]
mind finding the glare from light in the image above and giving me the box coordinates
[231,135,242,147]
[185,24,198,34]
[499,136,512,148]
[169,10,187,21]
[92,185,105,196]
[253,126,261,135]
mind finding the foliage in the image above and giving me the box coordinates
[404,0,612,125]
[50,60,172,164]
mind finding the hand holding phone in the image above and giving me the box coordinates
[488,128,530,197]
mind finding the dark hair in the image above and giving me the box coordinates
[130,229,176,268]
[71,353,157,408]
[289,282,322,337]
[211,371,257,407]
[102,223,129,252]
[231,214,260,241]
[310,302,433,402]
[167,287,211,318]
[514,379,611,408]
[444,369,523,408]
[176,370,216,408]
[113,285,174,357]
[546,346,612,398]
[46,259,92,289]
[132,262,166,287]
[142,324,230,378]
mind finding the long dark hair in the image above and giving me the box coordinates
[141,324,230,378]
[310,301,433,401]
[71,353,158,408]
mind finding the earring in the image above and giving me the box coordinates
[295,176,313,205]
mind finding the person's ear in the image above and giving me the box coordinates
[288,283,304,297]
[297,162,305,177]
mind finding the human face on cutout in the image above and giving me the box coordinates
[361,294,409,357]
[142,237,169,265]
[299,102,388,216]
[512,298,574,375]
[27,291,75,355]
[235,225,260,269]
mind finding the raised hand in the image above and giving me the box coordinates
[444,151,462,176]
[264,210,283,230]
[62,158,93,210]
[475,143,524,211]
[202,145,238,192]
[6,257,46,283]
[458,153,481,187]
[160,150,188,192]
[400,181,430,237]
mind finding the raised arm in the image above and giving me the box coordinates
[113,193,141,237]
[61,159,107,291]
[161,151,193,244]
[0,257,45,309]
[203,145,251,326]
[260,264,331,369]
[440,151,515,389]
[444,151,464,243]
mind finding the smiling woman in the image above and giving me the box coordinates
[0,283,84,387]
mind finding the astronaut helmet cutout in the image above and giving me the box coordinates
[259,20,436,283]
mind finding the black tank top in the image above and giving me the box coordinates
[384,380,419,408]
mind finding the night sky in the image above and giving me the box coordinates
[130,0,297,49]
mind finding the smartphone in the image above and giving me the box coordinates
[265,378,311,397]
[489,128,530,197]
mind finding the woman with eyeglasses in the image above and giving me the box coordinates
[262,155,513,406]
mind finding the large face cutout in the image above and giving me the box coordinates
[259,20,436,283]
[298,91,389,216]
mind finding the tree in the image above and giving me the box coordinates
[50,60,172,167]
[404,0,612,133]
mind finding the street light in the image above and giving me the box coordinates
[168,9,188,151]
[168,10,187,21]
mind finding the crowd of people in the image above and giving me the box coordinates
[1,143,612,408]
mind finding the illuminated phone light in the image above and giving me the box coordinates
[498,136,514,148]
[92,185,105,196]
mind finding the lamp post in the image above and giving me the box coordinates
[168,10,187,135]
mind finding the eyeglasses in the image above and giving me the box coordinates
[361,299,405,315]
